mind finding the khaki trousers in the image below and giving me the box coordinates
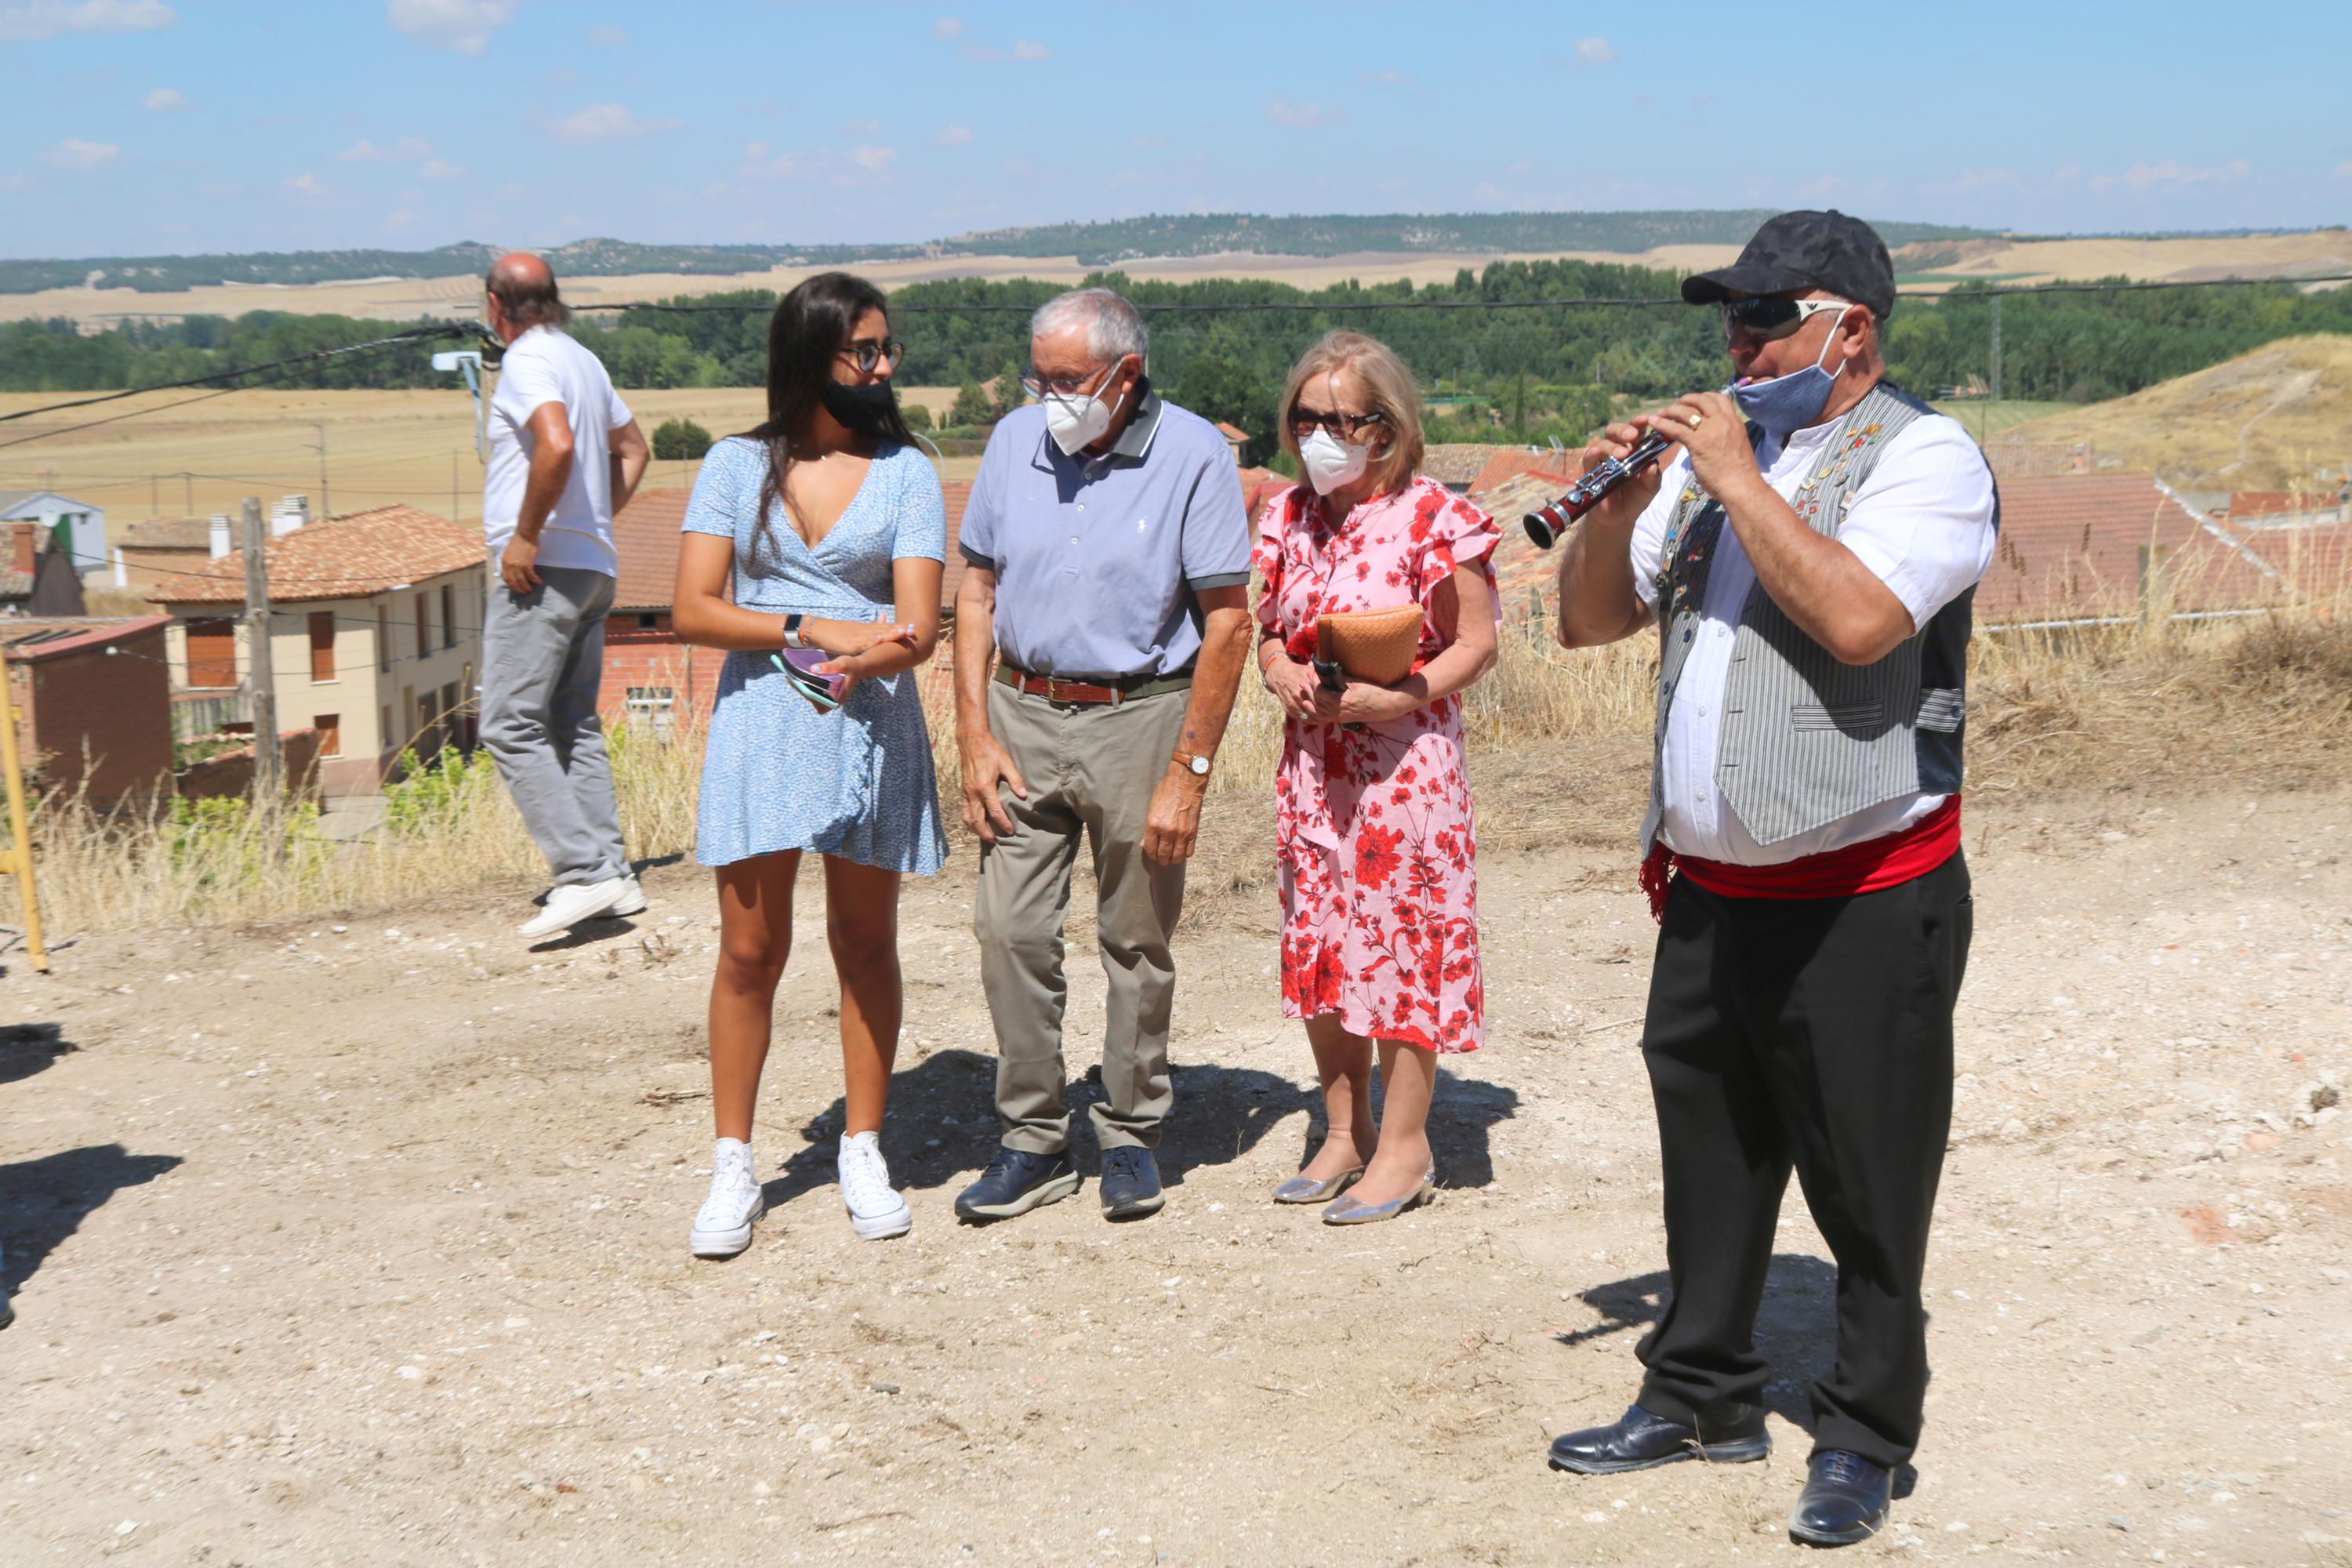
[975,681,1189,1153]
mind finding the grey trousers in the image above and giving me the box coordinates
[481,564,629,887]
[975,681,1189,1153]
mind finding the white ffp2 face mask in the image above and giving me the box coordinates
[1042,361,1132,456]
[1300,427,1371,495]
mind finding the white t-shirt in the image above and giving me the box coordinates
[1628,408,1997,865]
[485,325,635,577]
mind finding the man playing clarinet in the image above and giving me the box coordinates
[1544,210,1996,1547]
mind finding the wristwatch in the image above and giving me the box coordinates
[1172,750,1212,777]
[783,612,807,650]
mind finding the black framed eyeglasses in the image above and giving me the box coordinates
[840,337,906,373]
[1287,405,1388,442]
[1719,296,1851,342]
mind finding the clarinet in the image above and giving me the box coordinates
[1522,429,1674,549]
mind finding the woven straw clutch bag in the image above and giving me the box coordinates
[1314,603,1425,685]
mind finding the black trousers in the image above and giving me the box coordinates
[1634,851,1972,1468]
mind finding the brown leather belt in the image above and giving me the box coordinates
[994,662,1193,707]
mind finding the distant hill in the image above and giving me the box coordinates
[0,212,1991,296]
[1998,334,2352,492]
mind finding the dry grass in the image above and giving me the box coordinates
[9,604,2350,941]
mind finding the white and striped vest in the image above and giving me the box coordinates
[1639,380,1992,855]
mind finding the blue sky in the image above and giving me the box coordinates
[2,0,2347,258]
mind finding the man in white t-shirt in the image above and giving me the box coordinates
[1542,212,1994,1547]
[478,253,651,939]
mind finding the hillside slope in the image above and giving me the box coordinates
[2000,333,2352,490]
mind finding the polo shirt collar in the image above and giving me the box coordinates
[1103,377,1163,462]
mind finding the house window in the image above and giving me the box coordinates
[314,713,341,757]
[185,616,237,688]
[441,584,457,649]
[308,612,336,682]
[415,591,431,659]
[379,705,391,754]
[637,613,658,630]
[623,685,676,739]
[377,601,390,672]
[440,682,462,746]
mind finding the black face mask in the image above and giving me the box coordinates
[819,379,898,436]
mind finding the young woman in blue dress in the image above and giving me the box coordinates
[671,272,949,1254]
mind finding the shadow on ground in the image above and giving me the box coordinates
[754,1048,1519,1209]
[1,1143,183,1293]
[0,1023,76,1087]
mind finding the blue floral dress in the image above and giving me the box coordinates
[685,437,948,873]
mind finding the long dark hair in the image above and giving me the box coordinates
[744,270,912,540]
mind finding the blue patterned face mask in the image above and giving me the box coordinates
[1733,304,1853,436]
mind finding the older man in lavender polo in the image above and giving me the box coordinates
[950,288,1254,1225]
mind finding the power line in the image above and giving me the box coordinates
[0,323,480,428]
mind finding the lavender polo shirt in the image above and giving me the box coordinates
[958,383,1251,681]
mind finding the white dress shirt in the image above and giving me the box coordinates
[1628,408,1996,865]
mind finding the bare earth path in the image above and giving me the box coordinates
[4,788,2349,1566]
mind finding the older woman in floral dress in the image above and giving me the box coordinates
[1252,330,1501,1224]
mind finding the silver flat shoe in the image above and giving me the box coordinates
[1319,1168,1436,1225]
[1272,1165,1364,1204]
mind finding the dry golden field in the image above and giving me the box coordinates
[0,386,974,534]
[7,230,2349,330]
[1999,333,2352,490]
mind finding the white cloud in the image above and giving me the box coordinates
[960,37,1048,62]
[1357,69,1407,85]
[419,157,466,180]
[739,140,797,180]
[385,0,514,56]
[848,144,896,174]
[2122,156,2251,191]
[0,0,174,41]
[140,86,190,111]
[931,14,963,37]
[41,136,119,171]
[933,124,974,146]
[842,118,883,135]
[1924,166,2018,194]
[2336,160,2352,180]
[545,102,681,143]
[337,136,434,163]
[585,23,626,44]
[284,171,332,198]
[1573,35,1616,64]
[1,172,39,193]
[385,207,421,233]
[1266,100,1345,130]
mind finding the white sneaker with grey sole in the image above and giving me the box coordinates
[519,876,628,939]
[837,1131,913,1240]
[690,1138,765,1258]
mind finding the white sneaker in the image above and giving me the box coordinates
[837,1131,912,1241]
[689,1139,765,1258]
[609,874,648,917]
[519,877,629,939]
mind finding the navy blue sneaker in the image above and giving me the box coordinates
[1098,1145,1164,1221]
[953,1145,1080,1222]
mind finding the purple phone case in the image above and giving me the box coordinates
[778,646,848,705]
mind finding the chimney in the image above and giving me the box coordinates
[271,495,309,535]
[209,514,231,559]
[10,523,33,578]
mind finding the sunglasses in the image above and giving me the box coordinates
[839,336,905,373]
[1288,405,1388,441]
[1719,296,1853,342]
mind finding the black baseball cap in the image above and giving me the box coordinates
[1681,209,1897,319]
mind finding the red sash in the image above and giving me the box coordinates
[1639,797,1962,922]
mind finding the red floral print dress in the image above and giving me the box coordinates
[1253,476,1501,1054]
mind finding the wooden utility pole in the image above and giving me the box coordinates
[241,496,281,800]
[0,651,50,973]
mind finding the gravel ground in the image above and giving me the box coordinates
[3,786,2348,1566]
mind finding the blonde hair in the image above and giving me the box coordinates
[1276,330,1425,496]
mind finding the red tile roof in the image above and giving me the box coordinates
[0,614,172,661]
[147,505,478,604]
[1421,444,1500,487]
[2227,490,2347,519]
[1470,449,1575,496]
[114,517,215,551]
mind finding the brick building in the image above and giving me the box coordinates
[0,615,175,810]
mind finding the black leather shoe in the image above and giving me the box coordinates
[953,1146,1080,1222]
[1098,1146,1164,1220]
[1788,1449,1891,1547]
[1547,1403,1771,1475]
